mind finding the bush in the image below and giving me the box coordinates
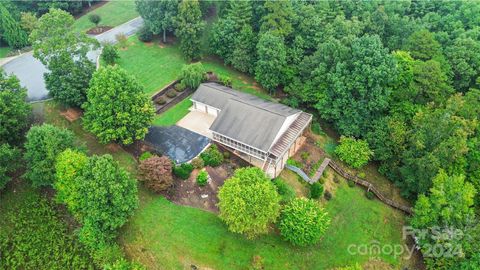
[218,74,232,87]
[174,82,186,92]
[222,151,230,159]
[357,172,366,179]
[155,97,166,105]
[309,182,324,199]
[272,178,296,203]
[200,144,224,167]
[191,157,204,169]
[138,156,173,192]
[196,170,208,186]
[278,198,330,246]
[92,244,124,267]
[218,167,281,238]
[0,144,21,190]
[311,122,323,135]
[101,43,119,65]
[300,151,310,161]
[324,190,332,200]
[173,163,194,180]
[333,175,340,183]
[139,151,153,161]
[104,258,146,270]
[348,180,355,187]
[366,191,375,200]
[137,25,153,42]
[166,90,177,98]
[286,158,302,168]
[89,14,101,26]
[24,124,76,187]
[335,136,373,169]
[115,33,128,48]
[180,62,205,89]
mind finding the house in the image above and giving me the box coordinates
[189,82,312,178]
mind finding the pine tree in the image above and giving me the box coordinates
[227,0,252,29]
[0,3,29,48]
[232,25,256,74]
[175,0,205,61]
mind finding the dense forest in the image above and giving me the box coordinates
[178,0,480,269]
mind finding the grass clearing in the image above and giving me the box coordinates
[117,36,270,99]
[120,180,406,270]
[73,0,138,33]
[152,97,193,126]
[0,46,12,58]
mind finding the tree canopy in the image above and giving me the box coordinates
[218,167,281,238]
[82,66,155,145]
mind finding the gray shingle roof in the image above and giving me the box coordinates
[192,83,301,152]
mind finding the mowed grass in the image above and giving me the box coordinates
[117,36,271,99]
[152,97,193,126]
[0,46,11,58]
[120,180,406,270]
[73,0,138,33]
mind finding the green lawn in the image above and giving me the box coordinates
[0,46,11,58]
[152,97,193,126]
[120,181,406,270]
[117,36,271,99]
[73,0,138,33]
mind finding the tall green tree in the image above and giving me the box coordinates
[404,29,442,61]
[209,17,236,64]
[231,25,256,74]
[0,71,31,146]
[445,37,480,92]
[24,124,76,187]
[411,170,478,269]
[82,66,155,145]
[255,32,287,92]
[227,0,252,29]
[30,8,98,107]
[135,0,177,43]
[75,155,138,249]
[398,101,476,198]
[0,2,29,48]
[218,167,281,238]
[314,35,397,136]
[260,0,294,38]
[175,0,205,61]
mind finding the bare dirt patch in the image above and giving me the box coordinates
[106,143,122,152]
[86,26,113,35]
[59,108,82,122]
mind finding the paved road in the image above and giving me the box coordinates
[0,17,144,102]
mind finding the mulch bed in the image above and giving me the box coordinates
[86,26,113,35]
[161,158,243,213]
[60,108,83,122]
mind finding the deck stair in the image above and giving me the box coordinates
[269,112,312,158]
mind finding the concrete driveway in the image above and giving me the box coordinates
[176,110,216,138]
[0,17,144,102]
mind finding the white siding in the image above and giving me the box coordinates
[192,100,219,117]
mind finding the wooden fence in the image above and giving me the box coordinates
[285,157,413,215]
[328,161,413,215]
